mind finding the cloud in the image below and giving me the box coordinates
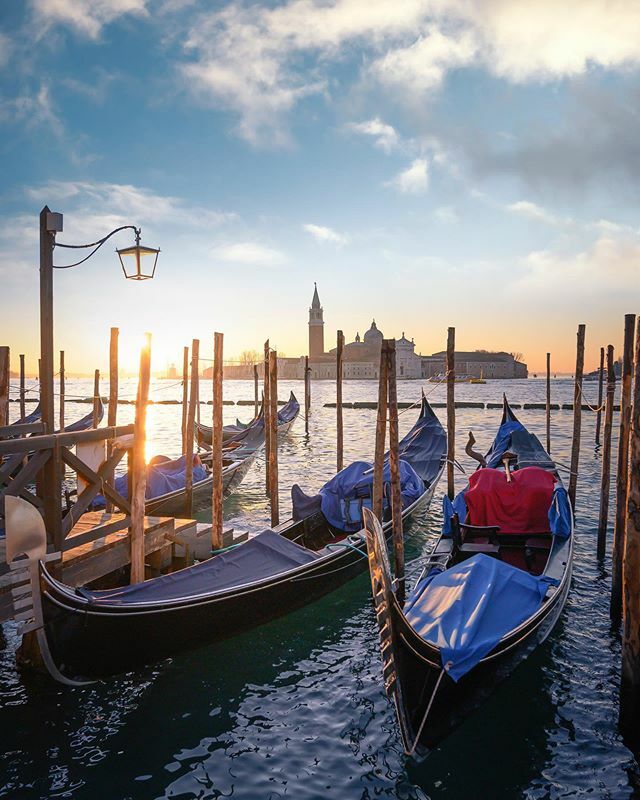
[506,200,573,226]
[177,0,640,146]
[516,234,640,294]
[302,223,348,245]
[0,32,12,68]
[31,0,148,38]
[386,158,429,194]
[434,206,458,223]
[0,84,64,137]
[211,241,286,266]
[346,118,400,153]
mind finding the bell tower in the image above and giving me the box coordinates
[308,282,324,357]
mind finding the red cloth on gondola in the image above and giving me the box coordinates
[465,466,556,534]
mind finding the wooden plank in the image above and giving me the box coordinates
[19,354,25,421]
[130,333,151,584]
[253,363,259,418]
[621,317,640,739]
[184,339,199,516]
[181,345,189,453]
[59,350,65,432]
[612,314,636,620]
[92,369,100,428]
[568,324,586,509]
[0,348,8,431]
[446,327,455,500]
[387,341,404,606]
[63,515,131,550]
[105,327,119,513]
[0,450,50,504]
[0,422,45,439]
[595,346,604,445]
[212,332,224,550]
[336,330,344,472]
[264,339,270,495]
[269,349,279,527]
[597,345,615,558]
[0,423,135,456]
[373,341,389,520]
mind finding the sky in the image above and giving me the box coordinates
[1,0,640,375]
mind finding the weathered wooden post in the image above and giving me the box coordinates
[211,332,224,550]
[105,328,119,512]
[597,345,616,558]
[446,327,455,500]
[568,324,586,511]
[387,340,405,606]
[92,369,100,428]
[19,354,26,420]
[373,341,389,520]
[620,319,640,740]
[304,355,310,434]
[130,333,151,584]
[108,328,119,428]
[611,314,636,620]
[181,345,189,453]
[184,339,199,516]
[268,349,279,527]
[595,346,605,446]
[58,351,65,432]
[0,347,8,427]
[264,339,271,494]
[546,352,551,453]
[336,330,344,472]
[253,363,259,418]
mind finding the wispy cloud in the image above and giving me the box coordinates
[346,118,399,153]
[211,241,286,266]
[386,159,429,194]
[302,223,348,246]
[31,0,148,39]
[434,206,458,224]
[506,200,572,226]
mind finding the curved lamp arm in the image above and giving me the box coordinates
[53,225,141,269]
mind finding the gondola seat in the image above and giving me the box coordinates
[451,514,501,560]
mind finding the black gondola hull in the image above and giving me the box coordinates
[42,483,439,678]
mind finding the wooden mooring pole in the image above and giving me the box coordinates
[130,333,151,585]
[253,363,259,418]
[611,314,636,621]
[546,353,551,453]
[19,354,25,420]
[0,347,8,427]
[568,324,586,511]
[181,345,189,453]
[59,351,65,432]
[184,339,199,516]
[211,332,224,550]
[264,340,271,495]
[620,318,640,742]
[597,345,615,558]
[373,342,389,521]
[268,349,279,527]
[446,327,455,500]
[595,346,605,446]
[304,355,310,434]
[336,330,344,472]
[105,328,118,512]
[92,369,100,428]
[387,340,405,606]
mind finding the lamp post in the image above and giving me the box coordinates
[39,205,160,435]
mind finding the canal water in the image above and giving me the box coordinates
[1,377,638,799]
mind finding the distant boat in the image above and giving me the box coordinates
[469,371,486,385]
[428,373,473,384]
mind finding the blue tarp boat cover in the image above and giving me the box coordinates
[76,530,319,605]
[112,455,208,501]
[398,402,447,482]
[405,553,555,681]
[318,459,423,532]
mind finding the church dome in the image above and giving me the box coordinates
[364,319,383,344]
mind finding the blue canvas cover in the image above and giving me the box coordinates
[397,401,446,483]
[549,486,571,538]
[113,455,208,501]
[405,553,555,681]
[75,530,319,605]
[318,459,423,532]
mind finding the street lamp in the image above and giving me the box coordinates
[39,206,160,437]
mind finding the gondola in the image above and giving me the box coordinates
[364,397,573,757]
[6,402,42,431]
[195,391,299,448]
[34,397,446,678]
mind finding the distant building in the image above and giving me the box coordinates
[166,363,177,380]
[219,285,528,379]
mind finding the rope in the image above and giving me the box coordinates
[575,383,606,414]
[407,668,446,756]
[397,370,453,418]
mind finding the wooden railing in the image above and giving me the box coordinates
[0,424,134,551]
